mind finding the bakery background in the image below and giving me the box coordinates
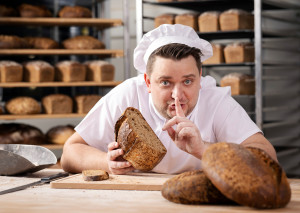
[0,0,299,177]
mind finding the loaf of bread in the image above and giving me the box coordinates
[5,97,41,115]
[84,60,115,82]
[0,123,45,145]
[224,42,254,63]
[161,170,233,204]
[0,106,3,114]
[220,73,255,95]
[219,9,254,31]
[198,11,220,32]
[0,60,23,82]
[46,125,75,144]
[18,4,52,17]
[58,6,92,18]
[201,142,291,209]
[154,14,175,28]
[55,61,86,82]
[203,44,224,65]
[62,35,105,50]
[115,107,167,171]
[75,95,101,114]
[42,94,73,114]
[23,60,55,82]
[82,170,109,181]
[24,37,59,49]
[0,5,18,17]
[0,35,28,49]
[175,13,198,31]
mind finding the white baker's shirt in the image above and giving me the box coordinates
[75,74,261,174]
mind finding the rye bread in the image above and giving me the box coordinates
[201,142,291,209]
[115,107,167,171]
[82,169,109,181]
[161,170,234,204]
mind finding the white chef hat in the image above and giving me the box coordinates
[134,24,213,74]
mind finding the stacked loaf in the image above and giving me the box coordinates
[220,73,255,95]
[162,142,291,209]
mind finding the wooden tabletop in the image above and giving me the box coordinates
[0,169,299,213]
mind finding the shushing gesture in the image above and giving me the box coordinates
[162,97,208,159]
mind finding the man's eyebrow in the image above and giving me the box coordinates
[158,76,172,80]
[183,74,196,78]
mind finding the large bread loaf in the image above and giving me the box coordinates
[84,60,115,82]
[58,6,92,18]
[0,60,23,83]
[0,35,28,49]
[42,94,73,114]
[55,61,86,82]
[5,97,41,115]
[115,107,167,171]
[220,72,255,95]
[23,60,55,82]
[18,4,52,17]
[62,36,105,50]
[46,125,75,144]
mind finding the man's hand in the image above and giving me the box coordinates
[162,97,208,159]
[107,142,134,174]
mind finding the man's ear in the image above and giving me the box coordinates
[144,73,151,93]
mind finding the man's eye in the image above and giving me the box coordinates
[161,81,169,86]
[184,79,192,85]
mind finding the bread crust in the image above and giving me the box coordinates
[82,169,109,181]
[5,97,41,115]
[62,36,105,50]
[58,6,92,18]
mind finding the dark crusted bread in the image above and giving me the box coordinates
[58,6,92,18]
[82,169,109,181]
[42,94,73,114]
[5,96,41,115]
[18,4,52,17]
[0,5,18,17]
[46,125,75,145]
[161,170,233,204]
[0,35,28,49]
[0,123,45,145]
[202,142,291,209]
[115,107,167,171]
[24,37,59,49]
[62,36,105,50]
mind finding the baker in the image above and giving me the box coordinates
[61,24,277,175]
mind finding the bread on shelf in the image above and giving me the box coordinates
[5,96,41,115]
[0,60,23,82]
[224,42,254,63]
[0,35,28,49]
[42,94,73,114]
[23,60,55,83]
[154,14,176,28]
[219,9,254,31]
[115,107,167,171]
[220,72,255,95]
[198,11,220,32]
[0,123,45,145]
[62,35,105,50]
[84,60,115,82]
[46,125,75,144]
[203,44,224,65]
[55,61,86,82]
[0,5,18,17]
[18,3,52,17]
[24,37,59,49]
[75,94,101,114]
[175,13,199,31]
[58,5,92,18]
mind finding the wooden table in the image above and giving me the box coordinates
[0,169,299,213]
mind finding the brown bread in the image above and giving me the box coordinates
[154,14,176,28]
[58,6,92,18]
[161,170,234,204]
[24,37,59,49]
[82,170,109,181]
[175,13,199,31]
[202,142,291,209]
[219,9,254,31]
[55,61,86,82]
[220,72,255,95]
[5,97,41,115]
[18,4,52,17]
[0,60,23,82]
[224,42,254,63]
[0,5,18,17]
[62,36,105,50]
[198,11,220,32]
[0,35,28,49]
[46,125,75,145]
[202,44,224,65]
[42,94,73,114]
[84,60,115,82]
[115,107,167,171]
[75,95,101,114]
[23,60,55,82]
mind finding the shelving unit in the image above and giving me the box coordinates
[136,0,300,177]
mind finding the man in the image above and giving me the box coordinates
[61,24,277,174]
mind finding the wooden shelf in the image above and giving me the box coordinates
[0,17,123,28]
[0,113,86,120]
[0,49,124,57]
[0,81,122,88]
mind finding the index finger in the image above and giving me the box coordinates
[175,97,185,117]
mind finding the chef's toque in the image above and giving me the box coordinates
[134,24,213,74]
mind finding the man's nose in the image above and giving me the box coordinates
[172,84,183,100]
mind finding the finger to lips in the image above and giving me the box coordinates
[175,97,185,117]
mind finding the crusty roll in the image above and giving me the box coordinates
[115,107,167,171]
[58,6,92,18]
[62,36,105,50]
[161,170,233,204]
[5,97,41,115]
[201,142,291,209]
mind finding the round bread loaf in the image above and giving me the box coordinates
[82,169,109,181]
[46,125,75,144]
[62,36,105,50]
[0,123,45,145]
[5,97,41,115]
[202,142,291,209]
[18,4,52,17]
[0,5,18,17]
[0,35,28,49]
[115,107,167,171]
[58,6,92,18]
[161,170,234,204]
